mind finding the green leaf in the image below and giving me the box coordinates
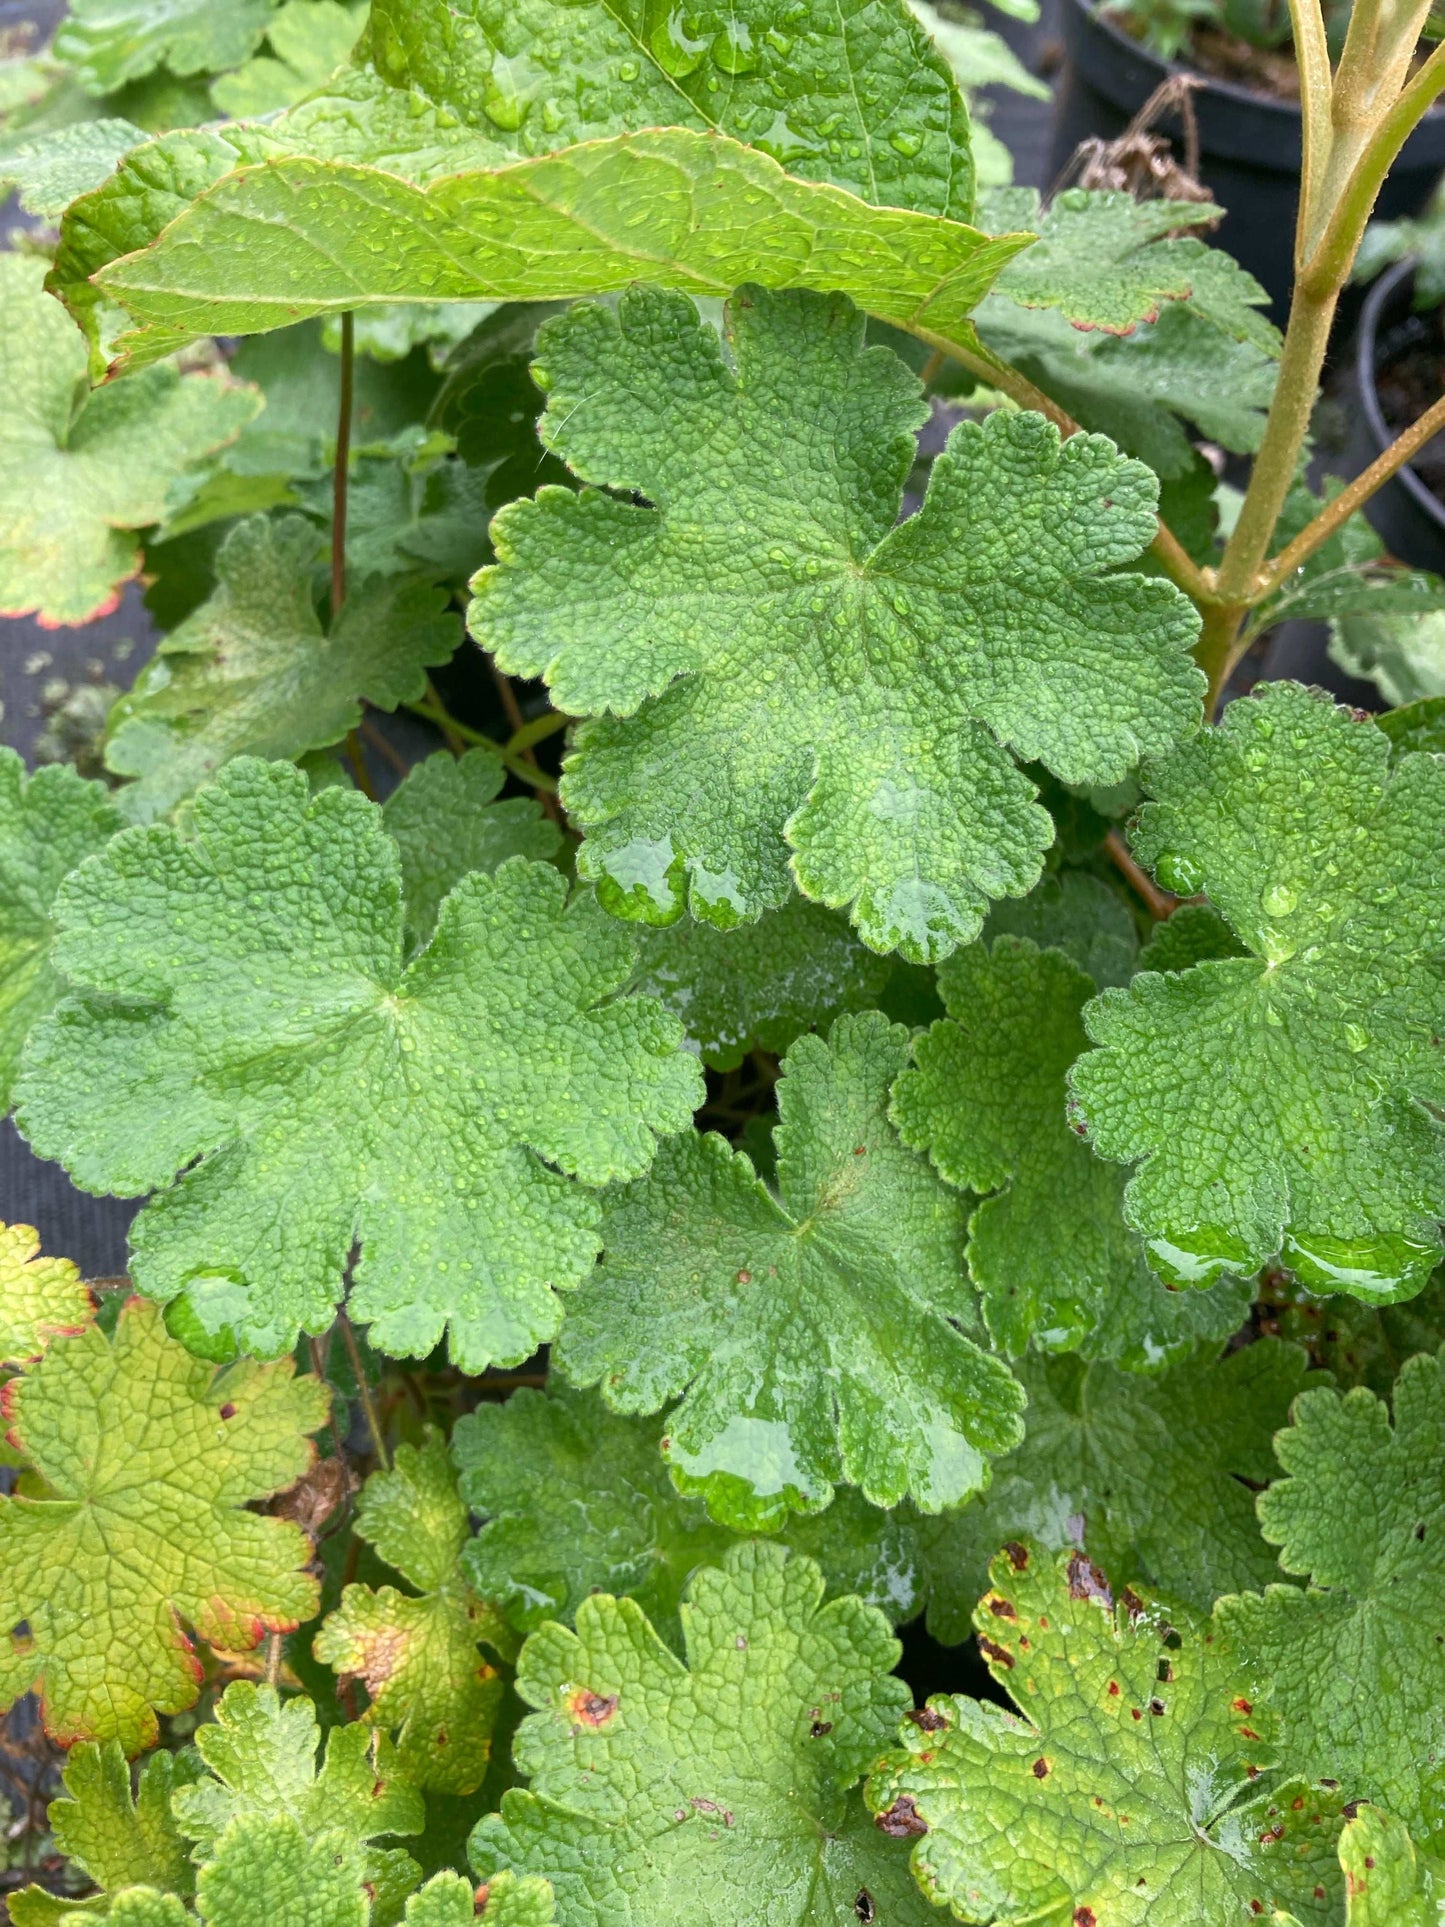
[52,0,277,91]
[892,936,1253,1361]
[1338,1806,1445,1926]
[49,1743,200,1900]
[103,516,461,824]
[866,1544,1345,1927]
[0,253,258,625]
[909,1338,1310,1634]
[362,0,976,215]
[211,1,368,118]
[1069,682,1445,1297]
[979,186,1282,346]
[1134,901,1245,973]
[382,749,563,953]
[452,1383,926,1647]
[1378,695,1445,760]
[472,1540,932,1926]
[407,1871,555,1926]
[978,299,1279,478]
[314,1430,508,1795]
[474,284,1201,961]
[908,0,1051,97]
[982,866,1138,989]
[0,1297,327,1752]
[557,1011,1024,1529]
[1259,1264,1445,1396]
[173,1680,423,1918]
[194,1814,367,1927]
[630,894,893,1071]
[0,1220,92,1367]
[0,118,143,216]
[1217,1349,1445,1832]
[1331,606,1445,707]
[16,759,702,1370]
[78,129,1031,371]
[0,748,122,1111]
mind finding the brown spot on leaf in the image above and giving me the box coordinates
[1232,1697,1253,1714]
[1003,1541,1029,1570]
[1074,1910,1096,1927]
[1239,1727,1260,1741]
[219,1403,237,1421]
[1120,1587,1147,1622]
[1148,1698,1165,1716]
[1067,1553,1113,1608]
[810,1720,833,1738]
[1107,1681,1121,1697]
[736,1269,752,1284]
[977,1635,1014,1669]
[906,1706,949,1733]
[566,1689,619,1727]
[1343,1800,1361,1821]
[1032,1758,1049,1778]
[988,1595,1017,1620]
[875,1795,928,1839]
[854,1893,875,1923]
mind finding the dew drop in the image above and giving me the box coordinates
[890,128,924,157]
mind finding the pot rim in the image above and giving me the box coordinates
[1067,0,1445,126]
[1357,253,1445,535]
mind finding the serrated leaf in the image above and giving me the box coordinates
[364,0,976,211]
[630,894,893,1071]
[407,1871,555,1926]
[1338,1806,1445,1925]
[0,119,143,216]
[979,186,1282,346]
[557,1011,1024,1529]
[978,298,1279,479]
[1378,695,1445,760]
[53,0,277,90]
[983,866,1138,990]
[0,254,257,625]
[49,1743,200,1899]
[1259,1264,1445,1395]
[0,1298,326,1752]
[0,1221,92,1366]
[11,1888,187,1926]
[0,748,122,1110]
[314,1430,507,1794]
[1331,606,1445,707]
[103,515,461,824]
[1070,682,1445,1297]
[1217,1349,1445,1832]
[1246,481,1445,644]
[1135,901,1245,973]
[79,128,1030,371]
[909,1338,1309,1634]
[173,1680,422,1919]
[16,759,702,1370]
[892,936,1253,1361]
[194,1813,367,1927]
[474,284,1201,961]
[382,749,563,953]
[472,1540,932,1926]
[211,1,367,118]
[452,1383,926,1647]
[867,1544,1344,1926]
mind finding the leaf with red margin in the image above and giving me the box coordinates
[0,1297,328,1752]
[0,1221,93,1367]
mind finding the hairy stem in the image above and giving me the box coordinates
[265,1633,283,1688]
[1194,598,1251,714]
[332,311,354,617]
[1260,388,1445,591]
[339,1311,389,1471]
[909,325,1216,604]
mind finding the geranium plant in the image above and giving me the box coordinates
[0,0,1442,1920]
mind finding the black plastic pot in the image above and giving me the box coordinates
[1047,0,1445,321]
[1347,255,1445,571]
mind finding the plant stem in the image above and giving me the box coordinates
[507,708,572,754]
[332,311,354,618]
[489,662,563,824]
[402,699,561,791]
[265,1633,283,1688]
[1288,0,1332,260]
[424,676,467,757]
[1215,288,1337,604]
[1193,597,1251,714]
[358,714,410,778]
[1259,389,1445,591]
[338,1311,389,1471]
[1105,828,1178,919]
[342,729,376,800]
[911,324,1216,605]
